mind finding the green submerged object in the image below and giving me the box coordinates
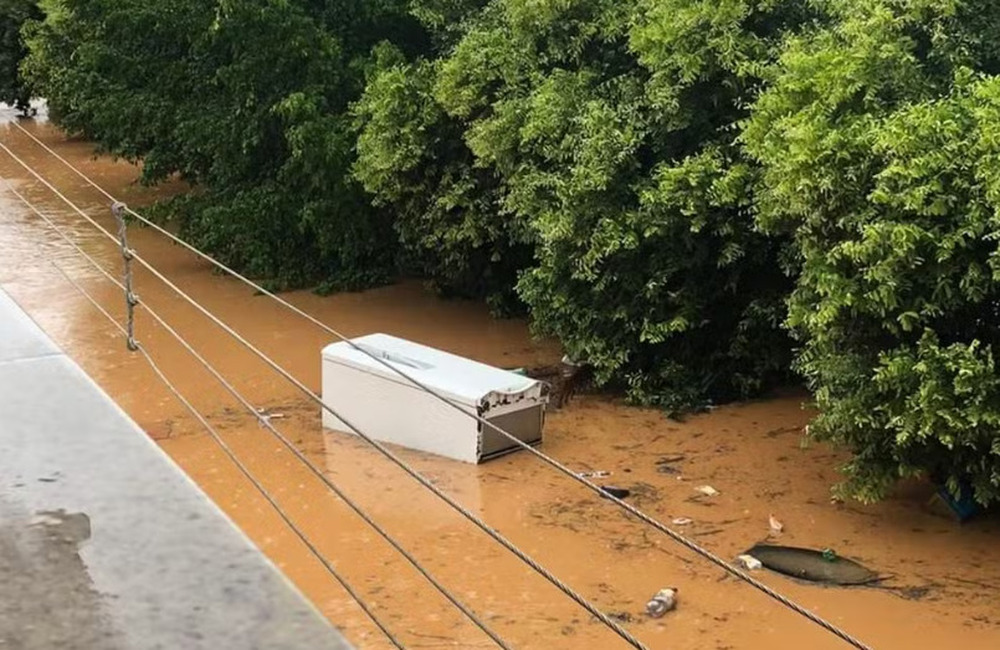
[747,544,879,586]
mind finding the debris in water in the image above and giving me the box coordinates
[746,544,879,585]
[514,360,589,409]
[769,513,784,533]
[599,486,630,499]
[607,611,633,623]
[645,588,678,617]
[557,356,587,407]
[655,455,684,475]
[932,482,982,522]
[256,407,286,422]
[578,470,611,479]
[671,517,693,526]
[695,485,719,497]
[737,554,763,571]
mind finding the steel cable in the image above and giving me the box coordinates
[44,259,405,650]
[6,124,875,650]
[0,144,647,649]
[0,175,511,650]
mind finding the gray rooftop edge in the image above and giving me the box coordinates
[0,287,354,650]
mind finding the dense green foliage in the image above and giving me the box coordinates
[744,0,1000,504]
[25,0,426,288]
[357,0,808,408]
[0,0,39,112]
[353,24,526,312]
[19,0,1000,502]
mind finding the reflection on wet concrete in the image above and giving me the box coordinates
[0,502,123,649]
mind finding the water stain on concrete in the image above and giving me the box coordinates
[0,502,123,649]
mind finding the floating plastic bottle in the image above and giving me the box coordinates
[645,588,678,617]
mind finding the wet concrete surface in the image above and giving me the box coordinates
[0,287,352,650]
[3,106,1000,649]
[0,501,124,650]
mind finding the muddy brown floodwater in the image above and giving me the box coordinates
[2,106,1000,650]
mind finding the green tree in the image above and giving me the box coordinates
[0,0,40,113]
[24,0,424,289]
[353,2,527,313]
[744,0,1000,504]
[428,0,808,408]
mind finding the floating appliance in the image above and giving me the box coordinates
[321,334,547,463]
[745,544,879,586]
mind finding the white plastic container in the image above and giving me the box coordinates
[321,333,547,463]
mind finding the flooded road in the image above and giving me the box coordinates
[2,107,1000,650]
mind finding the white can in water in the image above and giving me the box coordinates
[645,587,678,617]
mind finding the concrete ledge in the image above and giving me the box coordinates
[0,288,353,650]
[0,289,60,363]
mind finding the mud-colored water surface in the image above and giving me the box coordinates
[2,106,1000,650]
